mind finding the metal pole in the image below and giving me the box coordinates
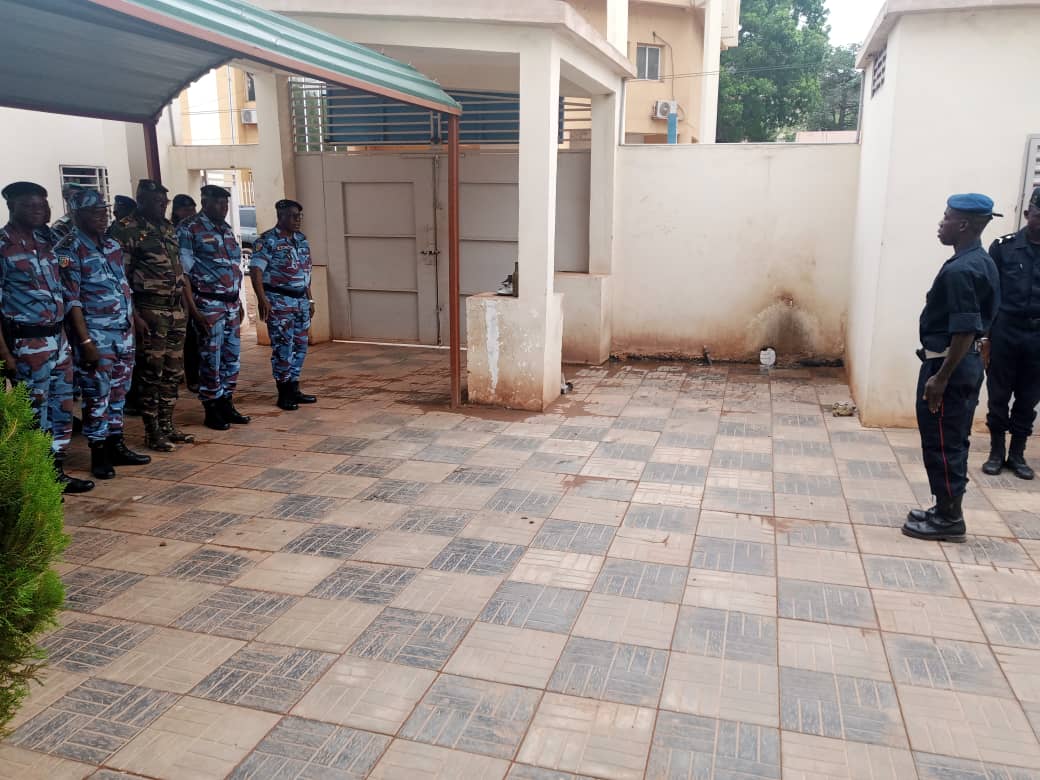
[143,120,162,183]
[448,115,462,409]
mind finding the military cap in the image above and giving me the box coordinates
[947,193,1002,217]
[275,199,303,212]
[114,195,136,210]
[68,188,108,211]
[172,194,196,210]
[61,183,84,199]
[2,181,47,201]
[136,178,168,195]
[1030,186,1040,209]
[200,184,231,199]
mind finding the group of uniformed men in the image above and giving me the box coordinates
[906,189,1040,543]
[0,178,316,494]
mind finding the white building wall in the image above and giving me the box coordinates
[0,108,133,214]
[613,143,861,362]
[849,7,1040,427]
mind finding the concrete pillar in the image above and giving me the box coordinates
[699,0,723,144]
[606,0,629,55]
[467,39,564,410]
[252,72,296,230]
[589,92,618,275]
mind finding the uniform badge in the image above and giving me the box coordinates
[59,256,71,268]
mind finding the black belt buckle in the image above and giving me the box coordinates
[915,348,926,363]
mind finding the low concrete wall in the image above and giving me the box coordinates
[556,272,611,364]
[613,143,861,363]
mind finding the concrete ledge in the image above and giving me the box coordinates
[556,272,611,365]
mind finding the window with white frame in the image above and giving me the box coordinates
[636,44,662,81]
[871,45,887,98]
[58,165,111,213]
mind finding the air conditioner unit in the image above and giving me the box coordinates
[652,100,678,120]
[241,108,258,124]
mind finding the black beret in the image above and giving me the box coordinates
[172,194,196,209]
[114,195,137,210]
[2,181,47,201]
[200,185,231,199]
[275,199,303,212]
[137,179,168,195]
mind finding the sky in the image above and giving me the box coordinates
[826,0,886,45]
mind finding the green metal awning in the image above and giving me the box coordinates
[0,0,460,122]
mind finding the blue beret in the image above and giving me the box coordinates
[68,188,108,211]
[947,193,1002,217]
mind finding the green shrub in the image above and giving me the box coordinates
[0,380,68,736]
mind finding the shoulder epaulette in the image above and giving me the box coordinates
[997,233,1017,244]
[52,232,76,251]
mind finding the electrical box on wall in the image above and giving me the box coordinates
[652,100,678,120]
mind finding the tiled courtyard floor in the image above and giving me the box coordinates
[5,340,1040,779]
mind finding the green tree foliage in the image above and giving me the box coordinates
[0,380,68,736]
[717,0,831,142]
[809,44,862,132]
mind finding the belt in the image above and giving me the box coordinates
[917,341,982,361]
[263,284,307,299]
[193,290,240,304]
[7,322,64,338]
[134,292,182,309]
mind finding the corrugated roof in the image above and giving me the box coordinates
[0,0,460,122]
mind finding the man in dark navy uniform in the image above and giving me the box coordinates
[904,194,1000,542]
[982,186,1040,480]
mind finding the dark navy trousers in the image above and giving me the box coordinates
[916,352,984,500]
[986,315,1040,438]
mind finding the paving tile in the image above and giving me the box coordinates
[444,622,568,688]
[229,716,391,779]
[9,678,179,764]
[293,655,436,733]
[774,519,857,551]
[994,645,1040,707]
[508,766,597,780]
[61,567,147,613]
[898,685,1040,765]
[348,607,470,670]
[485,487,564,516]
[390,505,473,536]
[160,545,265,585]
[210,515,312,551]
[780,667,906,747]
[781,733,916,780]
[778,620,891,681]
[354,530,451,568]
[606,526,695,566]
[445,465,515,487]
[92,576,219,626]
[0,746,93,780]
[778,579,877,628]
[974,602,1040,648]
[696,511,776,544]
[41,616,155,674]
[310,562,418,604]
[872,590,985,642]
[549,636,667,707]
[587,564,684,611]
[428,537,525,575]
[551,495,627,526]
[633,481,704,509]
[662,652,779,727]
[90,535,201,576]
[107,697,279,779]
[623,503,699,534]
[685,569,777,616]
[518,693,656,780]
[400,674,540,759]
[190,641,336,713]
[943,536,1037,569]
[778,547,867,587]
[8,668,90,732]
[479,580,585,633]
[64,528,129,565]
[231,551,340,595]
[368,739,509,779]
[532,519,615,555]
[572,592,678,650]
[914,751,1040,780]
[267,493,347,521]
[510,548,604,590]
[647,711,780,780]
[171,586,296,640]
[884,634,1010,697]
[141,483,216,507]
[255,597,382,652]
[281,523,377,557]
[241,467,320,493]
[95,627,243,694]
[691,536,776,576]
[854,525,948,560]
[332,456,405,478]
[673,606,777,663]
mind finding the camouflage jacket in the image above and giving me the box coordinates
[178,212,242,298]
[55,227,133,332]
[109,211,184,306]
[0,224,67,326]
[249,228,311,293]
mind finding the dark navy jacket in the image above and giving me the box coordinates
[919,239,1000,353]
[990,228,1040,319]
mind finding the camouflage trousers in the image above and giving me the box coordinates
[195,298,241,401]
[76,326,134,442]
[137,305,187,417]
[10,332,74,455]
[267,293,311,383]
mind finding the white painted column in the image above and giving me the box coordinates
[606,0,629,56]
[588,92,618,275]
[699,0,723,144]
[252,72,296,229]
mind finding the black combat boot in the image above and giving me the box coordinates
[220,395,251,425]
[107,434,151,466]
[903,495,966,542]
[982,430,1006,476]
[1007,436,1035,480]
[203,400,230,431]
[276,382,298,411]
[143,413,176,450]
[89,440,116,480]
[291,380,317,404]
[53,453,95,494]
[160,405,195,444]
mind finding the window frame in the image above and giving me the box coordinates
[58,164,111,215]
[635,43,663,82]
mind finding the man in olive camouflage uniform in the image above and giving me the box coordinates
[109,179,194,451]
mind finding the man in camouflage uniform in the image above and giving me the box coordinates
[0,181,93,493]
[249,199,318,411]
[179,185,250,431]
[109,179,194,451]
[57,189,151,479]
[48,183,83,244]
[171,194,201,394]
